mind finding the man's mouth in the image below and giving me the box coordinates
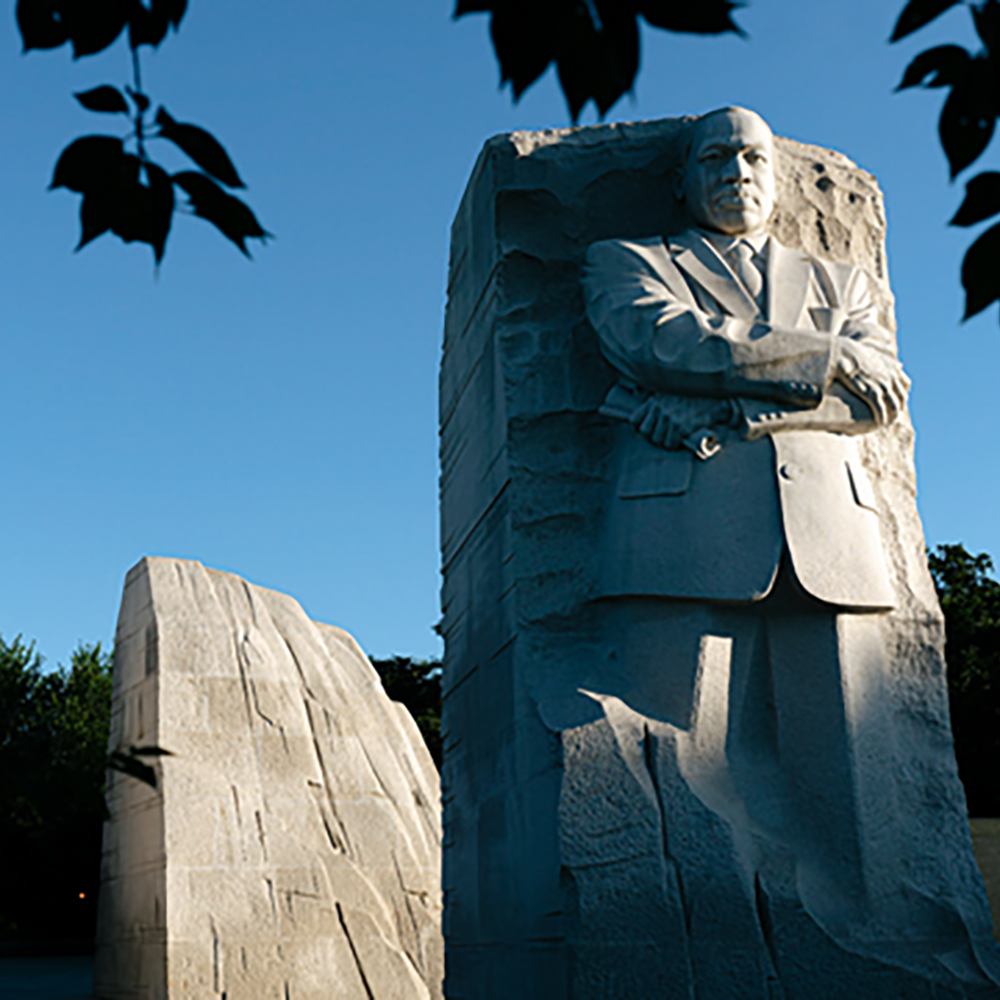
[715,190,754,206]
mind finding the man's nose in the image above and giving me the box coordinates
[721,154,752,183]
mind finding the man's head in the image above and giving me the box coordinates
[678,107,776,237]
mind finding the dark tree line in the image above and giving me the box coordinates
[370,656,443,767]
[0,545,996,948]
[930,543,1000,816]
[0,637,112,943]
[0,637,441,945]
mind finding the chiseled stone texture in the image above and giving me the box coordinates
[94,557,442,1000]
[440,117,1000,997]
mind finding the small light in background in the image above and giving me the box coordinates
[78,892,86,900]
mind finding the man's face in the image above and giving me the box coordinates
[680,109,776,236]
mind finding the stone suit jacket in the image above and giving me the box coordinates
[582,230,897,610]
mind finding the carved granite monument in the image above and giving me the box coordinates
[95,557,442,1000]
[440,109,1000,997]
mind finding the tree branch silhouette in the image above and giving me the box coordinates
[16,0,270,264]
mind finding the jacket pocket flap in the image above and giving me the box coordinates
[619,447,693,498]
[846,458,879,512]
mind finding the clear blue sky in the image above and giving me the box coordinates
[0,0,997,669]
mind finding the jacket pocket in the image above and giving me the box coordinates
[619,443,693,498]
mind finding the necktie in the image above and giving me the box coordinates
[728,240,764,307]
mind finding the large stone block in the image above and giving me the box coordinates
[94,557,442,999]
[440,115,1000,997]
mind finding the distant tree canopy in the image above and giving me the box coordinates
[0,636,112,942]
[370,656,443,767]
[1,543,998,951]
[929,543,1000,816]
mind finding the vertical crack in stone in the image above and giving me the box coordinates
[359,737,397,809]
[211,917,222,994]
[231,785,242,828]
[233,636,258,730]
[256,812,268,862]
[301,699,354,859]
[236,634,276,727]
[336,902,377,1000]
[281,633,317,701]
[642,725,671,861]
[642,724,696,956]
[754,873,786,999]
[392,849,424,973]
[240,579,261,628]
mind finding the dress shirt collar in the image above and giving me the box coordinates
[696,228,769,260]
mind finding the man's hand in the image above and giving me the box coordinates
[835,339,910,426]
[629,395,734,448]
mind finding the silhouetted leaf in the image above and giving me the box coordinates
[489,0,560,101]
[108,161,174,262]
[951,171,1000,226]
[62,0,130,58]
[460,0,742,119]
[78,189,115,247]
[896,44,971,89]
[107,750,157,789]
[961,222,1000,320]
[890,0,961,41]
[155,107,245,188]
[173,171,269,256]
[16,0,69,51]
[50,135,126,193]
[127,0,185,48]
[162,0,186,29]
[70,152,174,261]
[972,0,999,54]
[939,60,996,177]
[74,85,129,113]
[638,0,745,36]
[454,0,491,13]
[73,150,141,248]
[128,1,170,47]
[126,86,150,112]
[556,0,639,121]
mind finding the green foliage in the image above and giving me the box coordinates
[370,656,442,768]
[0,637,113,940]
[893,0,1000,322]
[928,544,1000,816]
[16,0,268,263]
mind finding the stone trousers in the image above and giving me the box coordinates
[556,563,911,997]
[600,562,898,928]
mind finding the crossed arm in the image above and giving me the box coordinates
[583,239,910,443]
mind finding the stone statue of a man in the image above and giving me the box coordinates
[581,107,1000,990]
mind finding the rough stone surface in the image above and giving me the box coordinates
[440,116,1000,997]
[94,557,442,1000]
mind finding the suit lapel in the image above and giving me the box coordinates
[766,238,813,327]
[669,232,759,321]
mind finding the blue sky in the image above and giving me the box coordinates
[0,0,997,668]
